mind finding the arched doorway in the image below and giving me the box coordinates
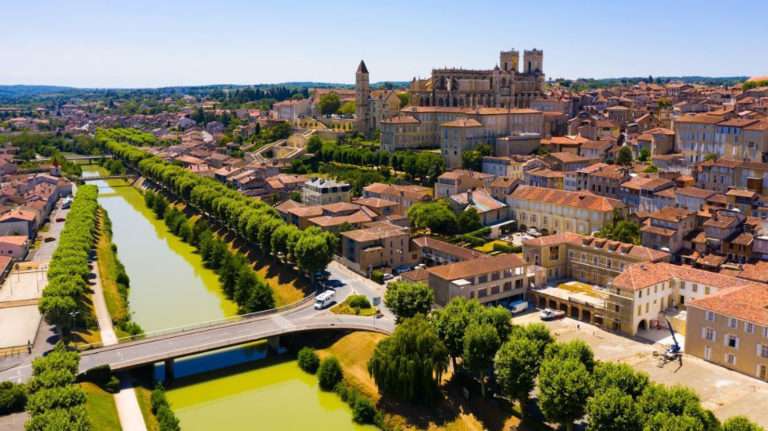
[637,320,648,332]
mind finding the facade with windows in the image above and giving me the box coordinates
[687,283,768,381]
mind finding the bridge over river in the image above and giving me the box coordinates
[0,295,394,383]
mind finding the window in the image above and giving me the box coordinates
[703,327,716,341]
[746,322,755,334]
[478,275,488,283]
[759,345,768,359]
[503,282,512,291]
[705,311,715,321]
[704,346,712,361]
[726,353,737,366]
[692,284,698,293]
[729,318,738,329]
[726,335,739,349]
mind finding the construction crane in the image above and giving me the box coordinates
[664,317,682,360]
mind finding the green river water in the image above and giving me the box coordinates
[82,167,372,430]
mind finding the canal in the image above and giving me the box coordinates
[82,166,372,430]
[82,166,237,332]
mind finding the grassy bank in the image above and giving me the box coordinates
[135,386,160,431]
[81,382,122,431]
[316,332,535,431]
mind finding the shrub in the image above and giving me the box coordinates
[105,376,121,394]
[317,357,343,391]
[297,347,320,374]
[348,295,371,309]
[0,381,27,414]
[151,384,169,414]
[371,270,384,284]
[156,405,181,431]
[352,397,376,424]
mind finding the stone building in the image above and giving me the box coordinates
[408,49,544,109]
[355,60,373,136]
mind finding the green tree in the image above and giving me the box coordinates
[586,387,642,431]
[457,207,482,233]
[545,340,595,372]
[383,281,433,322]
[637,384,719,431]
[538,357,593,431]
[639,148,651,162]
[509,323,554,359]
[722,416,766,431]
[407,200,458,235]
[494,336,539,415]
[318,356,343,391]
[297,347,320,374]
[368,315,448,405]
[593,362,649,399]
[397,93,410,108]
[617,146,633,166]
[704,153,718,162]
[318,92,341,115]
[339,101,356,115]
[463,323,500,397]
[306,135,322,154]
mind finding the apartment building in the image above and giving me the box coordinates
[301,178,352,206]
[340,222,417,274]
[524,168,564,189]
[507,186,626,235]
[565,163,628,198]
[686,283,768,381]
[426,253,528,306]
[674,113,768,163]
[522,232,669,284]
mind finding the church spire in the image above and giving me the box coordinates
[357,60,368,74]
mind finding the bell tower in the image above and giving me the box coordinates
[355,60,371,136]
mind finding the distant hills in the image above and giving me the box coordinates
[0,76,750,103]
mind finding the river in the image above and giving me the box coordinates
[83,166,237,332]
[82,166,372,430]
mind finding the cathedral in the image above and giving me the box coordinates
[408,49,545,109]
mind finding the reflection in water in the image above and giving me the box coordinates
[164,346,375,431]
[82,166,237,332]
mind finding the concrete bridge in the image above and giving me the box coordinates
[32,154,114,165]
[80,174,138,182]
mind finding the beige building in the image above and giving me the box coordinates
[640,207,698,254]
[686,283,768,381]
[380,106,543,156]
[507,186,626,235]
[674,112,768,163]
[408,49,544,109]
[340,222,417,274]
[522,232,669,284]
[426,253,528,306]
[434,170,494,199]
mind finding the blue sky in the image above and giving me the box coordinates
[2,0,767,88]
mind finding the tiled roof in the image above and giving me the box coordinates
[427,253,526,281]
[509,186,624,212]
[689,283,768,326]
[612,262,752,291]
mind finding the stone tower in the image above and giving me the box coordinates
[499,49,520,73]
[523,49,544,74]
[355,60,371,136]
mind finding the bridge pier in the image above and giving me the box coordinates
[267,335,281,354]
[164,358,175,383]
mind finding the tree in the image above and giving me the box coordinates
[294,232,333,277]
[538,357,593,431]
[384,281,433,322]
[298,347,320,374]
[407,200,458,235]
[339,101,356,115]
[397,93,410,108]
[617,146,633,166]
[318,92,341,116]
[306,135,322,154]
[0,382,26,414]
[509,323,554,359]
[704,153,718,162]
[318,356,343,391]
[368,315,448,405]
[586,387,642,431]
[637,384,719,431]
[494,336,539,414]
[722,416,766,431]
[463,323,501,396]
[545,340,595,372]
[457,208,482,233]
[593,362,649,399]
[639,148,651,162]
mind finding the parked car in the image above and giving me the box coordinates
[382,273,394,281]
[539,308,565,321]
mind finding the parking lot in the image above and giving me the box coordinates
[512,312,768,427]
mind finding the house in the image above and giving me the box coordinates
[434,170,494,198]
[426,253,528,306]
[362,183,431,214]
[524,168,564,189]
[618,175,675,212]
[0,209,39,238]
[0,235,29,259]
[641,207,698,254]
[411,236,487,265]
[448,188,508,226]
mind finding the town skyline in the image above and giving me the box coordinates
[2,0,767,88]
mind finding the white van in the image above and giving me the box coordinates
[314,290,336,310]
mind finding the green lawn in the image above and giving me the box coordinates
[81,382,122,431]
[330,297,377,317]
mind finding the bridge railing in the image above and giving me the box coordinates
[78,293,316,352]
